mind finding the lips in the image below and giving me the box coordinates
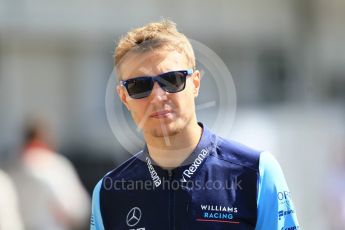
[149,110,173,118]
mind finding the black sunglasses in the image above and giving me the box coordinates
[120,69,193,99]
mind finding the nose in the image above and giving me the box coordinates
[149,82,168,103]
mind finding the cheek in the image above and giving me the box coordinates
[128,101,148,121]
[173,88,196,113]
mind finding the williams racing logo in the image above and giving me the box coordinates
[196,204,240,224]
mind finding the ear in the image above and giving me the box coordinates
[192,70,201,97]
[116,85,131,111]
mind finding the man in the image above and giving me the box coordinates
[9,120,91,230]
[91,20,299,229]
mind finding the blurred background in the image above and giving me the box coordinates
[0,0,344,229]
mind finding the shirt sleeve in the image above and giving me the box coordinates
[90,179,105,230]
[255,151,300,230]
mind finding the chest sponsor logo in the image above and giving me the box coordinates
[146,157,161,187]
[196,204,240,224]
[180,148,209,183]
[126,207,145,230]
[146,147,210,187]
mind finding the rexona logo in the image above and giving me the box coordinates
[181,148,209,183]
[145,157,161,187]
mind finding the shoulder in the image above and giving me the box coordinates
[258,151,285,182]
[257,151,291,194]
[255,152,300,229]
[257,152,291,208]
[212,135,262,172]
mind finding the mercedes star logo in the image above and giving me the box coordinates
[126,207,142,227]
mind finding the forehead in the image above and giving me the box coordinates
[118,49,189,80]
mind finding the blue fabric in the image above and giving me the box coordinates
[255,152,299,230]
[90,179,105,230]
[90,123,299,229]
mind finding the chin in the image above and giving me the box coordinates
[151,129,179,138]
[150,125,179,137]
[147,120,185,138]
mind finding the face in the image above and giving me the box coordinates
[117,49,200,138]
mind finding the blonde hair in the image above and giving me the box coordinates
[114,19,195,73]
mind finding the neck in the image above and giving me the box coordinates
[144,121,203,170]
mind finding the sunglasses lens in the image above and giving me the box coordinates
[123,70,189,99]
[126,78,153,99]
[159,71,187,93]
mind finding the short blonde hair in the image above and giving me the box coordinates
[114,19,195,73]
